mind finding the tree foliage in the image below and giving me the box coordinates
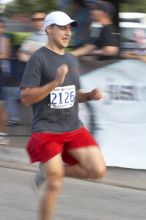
[4,0,58,17]
[120,0,146,12]
[4,0,146,18]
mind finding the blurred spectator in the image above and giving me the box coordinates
[135,29,146,49]
[57,0,69,11]
[5,10,47,126]
[0,19,11,76]
[69,0,91,49]
[121,29,146,62]
[0,99,8,144]
[0,18,10,144]
[4,86,22,126]
[71,0,119,60]
[18,10,47,62]
[0,18,22,126]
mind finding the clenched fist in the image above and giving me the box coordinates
[55,64,68,86]
[87,88,103,101]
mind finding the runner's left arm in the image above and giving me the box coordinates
[77,88,103,102]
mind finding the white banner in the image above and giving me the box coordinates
[80,59,146,169]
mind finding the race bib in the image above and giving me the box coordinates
[50,85,76,109]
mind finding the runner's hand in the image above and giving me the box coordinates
[88,88,103,101]
[55,64,68,86]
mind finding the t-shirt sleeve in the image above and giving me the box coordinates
[88,25,118,48]
[99,26,118,47]
[20,54,43,88]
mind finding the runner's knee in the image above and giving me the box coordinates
[88,163,106,179]
[46,170,64,191]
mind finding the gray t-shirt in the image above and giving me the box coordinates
[19,31,48,55]
[21,47,83,133]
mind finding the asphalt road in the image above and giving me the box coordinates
[0,166,146,220]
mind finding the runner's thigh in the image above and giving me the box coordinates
[68,147,105,171]
[43,154,64,178]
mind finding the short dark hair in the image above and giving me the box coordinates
[32,10,46,16]
[72,0,88,7]
[91,1,116,18]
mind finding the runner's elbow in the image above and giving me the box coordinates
[21,90,31,106]
[21,96,31,106]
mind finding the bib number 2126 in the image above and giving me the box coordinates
[50,85,76,109]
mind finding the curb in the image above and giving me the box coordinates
[0,146,29,164]
[0,160,37,172]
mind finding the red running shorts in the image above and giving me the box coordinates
[26,127,98,165]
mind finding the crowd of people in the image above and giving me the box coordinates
[1,1,146,220]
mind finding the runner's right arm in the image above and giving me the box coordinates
[21,64,68,105]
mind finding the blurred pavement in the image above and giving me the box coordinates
[0,166,146,220]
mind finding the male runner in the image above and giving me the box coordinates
[21,11,106,220]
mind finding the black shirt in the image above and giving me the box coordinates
[89,24,119,60]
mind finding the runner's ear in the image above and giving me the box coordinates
[45,26,52,35]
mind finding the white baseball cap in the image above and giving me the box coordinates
[43,11,78,31]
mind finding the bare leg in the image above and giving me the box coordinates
[65,163,92,178]
[39,146,106,185]
[0,102,9,145]
[64,146,106,180]
[40,154,64,220]
[0,103,7,133]
[39,147,105,220]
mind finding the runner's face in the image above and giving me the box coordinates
[49,24,73,48]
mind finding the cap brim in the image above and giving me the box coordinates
[70,21,78,27]
[55,20,78,27]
